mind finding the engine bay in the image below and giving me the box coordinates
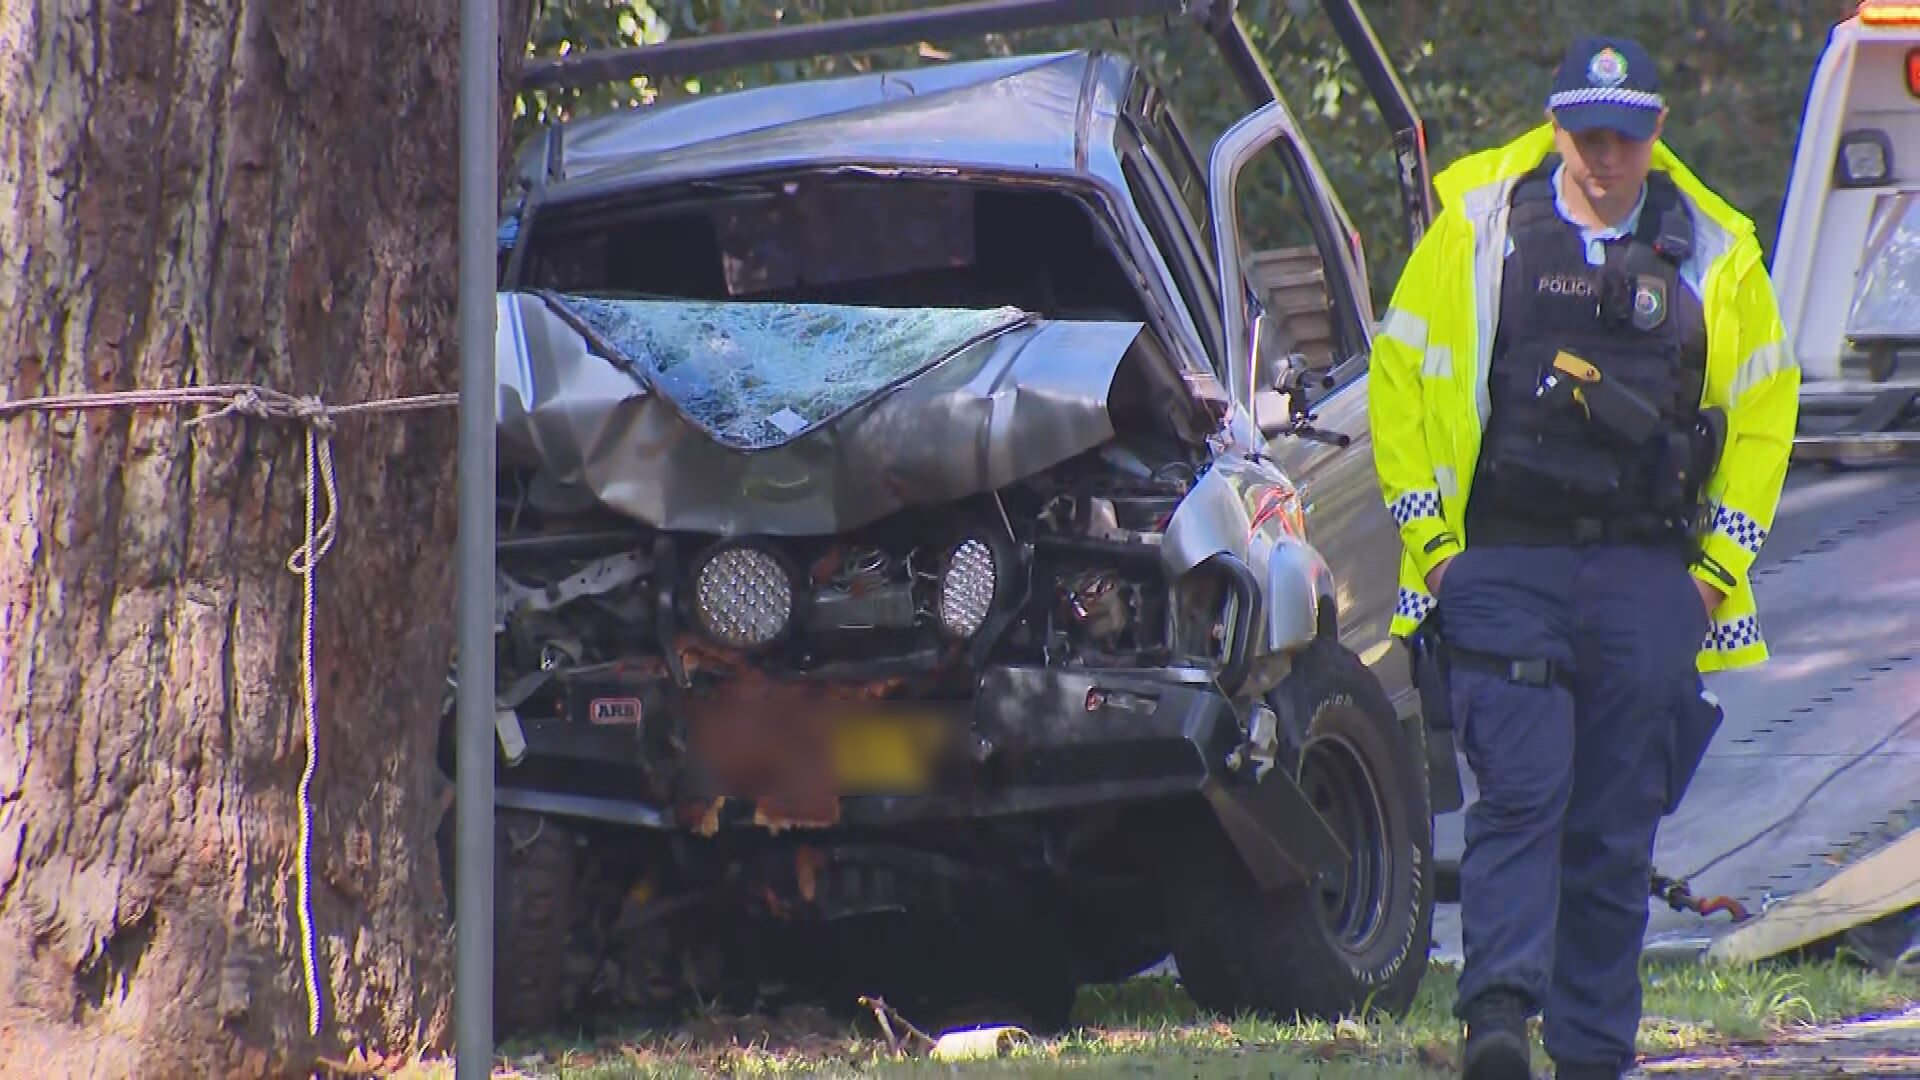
[484,433,1246,822]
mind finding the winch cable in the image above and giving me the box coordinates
[1647,703,1920,927]
[1679,709,1915,884]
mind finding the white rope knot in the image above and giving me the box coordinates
[230,388,274,420]
[291,394,336,435]
[185,388,274,428]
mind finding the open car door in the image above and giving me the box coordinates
[1206,101,1417,763]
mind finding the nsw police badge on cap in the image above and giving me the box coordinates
[1632,274,1668,332]
[1587,47,1629,88]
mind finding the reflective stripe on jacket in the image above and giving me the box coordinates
[1368,124,1800,672]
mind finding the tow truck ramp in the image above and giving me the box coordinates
[1796,379,1920,465]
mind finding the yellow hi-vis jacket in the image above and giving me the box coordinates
[1368,124,1800,672]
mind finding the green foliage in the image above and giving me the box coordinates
[515,0,1858,304]
[517,0,674,128]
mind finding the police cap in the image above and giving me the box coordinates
[1548,36,1666,142]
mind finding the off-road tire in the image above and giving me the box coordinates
[492,809,580,1037]
[1163,635,1435,1020]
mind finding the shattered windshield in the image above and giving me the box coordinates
[1846,192,1920,341]
[548,294,1030,449]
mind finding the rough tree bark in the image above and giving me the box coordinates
[0,0,533,1074]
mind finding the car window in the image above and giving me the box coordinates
[1235,144,1361,395]
[1846,191,1920,341]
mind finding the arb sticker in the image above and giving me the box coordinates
[590,697,643,725]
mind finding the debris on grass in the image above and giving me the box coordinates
[857,996,933,1057]
[928,1026,1032,1061]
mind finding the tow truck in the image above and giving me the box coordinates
[1777,1,1920,460]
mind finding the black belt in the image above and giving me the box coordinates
[1468,511,1686,549]
[1445,642,1575,692]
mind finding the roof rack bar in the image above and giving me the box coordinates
[1195,2,1281,106]
[518,0,1188,91]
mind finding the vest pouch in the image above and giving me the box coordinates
[1581,371,1664,449]
[1480,421,1623,519]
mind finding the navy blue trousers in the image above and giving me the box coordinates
[1439,542,1710,1071]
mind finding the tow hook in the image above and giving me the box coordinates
[1226,703,1282,779]
[1651,871,1752,923]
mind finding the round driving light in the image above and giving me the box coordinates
[690,544,796,650]
[938,537,998,639]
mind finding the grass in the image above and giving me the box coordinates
[382,953,1918,1079]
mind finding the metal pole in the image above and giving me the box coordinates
[1199,4,1282,109]
[1318,0,1436,246]
[455,0,497,1069]
[516,0,1181,89]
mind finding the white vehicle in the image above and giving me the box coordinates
[1772,1,1920,462]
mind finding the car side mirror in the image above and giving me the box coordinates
[1254,387,1294,437]
[1255,347,1331,437]
[1257,356,1343,445]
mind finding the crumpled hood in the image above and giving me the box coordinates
[495,290,1148,536]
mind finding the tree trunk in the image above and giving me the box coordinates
[0,0,533,1074]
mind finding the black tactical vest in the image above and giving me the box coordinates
[1467,155,1714,547]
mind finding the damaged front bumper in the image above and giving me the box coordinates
[494,662,1348,891]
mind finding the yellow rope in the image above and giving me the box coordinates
[286,416,339,1038]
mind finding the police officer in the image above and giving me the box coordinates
[1368,35,1800,1080]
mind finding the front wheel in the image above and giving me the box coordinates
[490,809,585,1037]
[1163,635,1435,1020]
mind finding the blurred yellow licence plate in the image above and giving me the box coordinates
[831,711,949,792]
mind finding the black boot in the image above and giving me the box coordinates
[1554,1064,1623,1079]
[1460,988,1533,1080]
